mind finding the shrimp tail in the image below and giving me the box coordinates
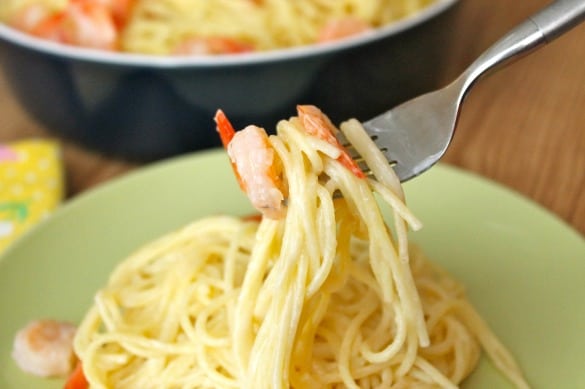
[215,109,237,148]
[64,362,89,389]
[214,110,246,191]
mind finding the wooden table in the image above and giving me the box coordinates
[1,0,584,236]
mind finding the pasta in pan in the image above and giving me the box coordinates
[1,0,436,54]
[71,106,530,388]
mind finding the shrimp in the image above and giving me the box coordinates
[93,0,135,28]
[173,36,254,56]
[317,17,372,43]
[59,1,118,50]
[9,1,119,50]
[8,4,67,42]
[12,319,77,377]
[296,105,365,178]
[8,4,52,33]
[215,110,286,219]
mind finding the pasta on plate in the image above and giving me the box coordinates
[70,106,529,388]
[1,0,437,54]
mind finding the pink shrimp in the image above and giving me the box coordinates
[9,1,119,50]
[174,36,254,56]
[8,4,51,33]
[12,319,77,377]
[215,110,286,219]
[317,17,372,43]
[93,0,135,28]
[59,1,118,50]
[296,105,365,178]
[8,4,65,42]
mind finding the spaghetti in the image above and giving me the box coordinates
[1,0,436,54]
[72,109,529,388]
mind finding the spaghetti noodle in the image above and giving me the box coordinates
[1,0,437,54]
[72,109,529,388]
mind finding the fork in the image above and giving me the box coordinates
[346,0,585,182]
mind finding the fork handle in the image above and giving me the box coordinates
[533,0,585,41]
[459,0,585,94]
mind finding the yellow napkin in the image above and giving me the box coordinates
[0,140,64,253]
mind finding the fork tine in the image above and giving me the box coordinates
[337,132,396,177]
[337,131,395,162]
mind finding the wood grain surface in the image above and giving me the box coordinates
[0,0,584,235]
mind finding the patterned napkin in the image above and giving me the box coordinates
[0,140,64,253]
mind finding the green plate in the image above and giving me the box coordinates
[0,149,583,388]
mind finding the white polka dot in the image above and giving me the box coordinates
[47,179,58,189]
[4,167,16,178]
[25,172,37,184]
[11,185,24,196]
[33,191,44,201]
[17,151,28,162]
[38,159,50,170]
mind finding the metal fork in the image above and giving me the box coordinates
[346,0,585,182]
